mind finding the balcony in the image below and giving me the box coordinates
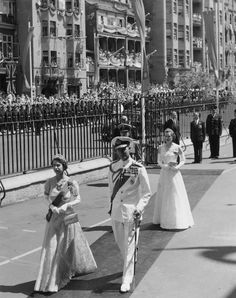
[193,13,202,26]
[42,64,63,78]
[193,37,203,48]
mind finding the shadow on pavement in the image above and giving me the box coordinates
[0,280,35,296]
[82,225,112,232]
[153,245,236,265]
[86,183,108,188]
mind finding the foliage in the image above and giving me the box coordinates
[173,68,214,96]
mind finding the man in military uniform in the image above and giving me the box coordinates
[108,137,151,293]
[112,123,142,162]
[206,105,222,159]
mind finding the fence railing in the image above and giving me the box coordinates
[0,99,233,177]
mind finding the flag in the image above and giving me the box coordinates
[130,0,149,94]
[203,10,220,86]
[6,62,17,93]
[22,26,34,89]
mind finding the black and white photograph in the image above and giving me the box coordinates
[0,0,236,297]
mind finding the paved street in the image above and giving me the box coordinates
[0,140,236,298]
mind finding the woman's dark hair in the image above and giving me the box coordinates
[51,154,68,171]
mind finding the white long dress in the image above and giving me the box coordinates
[34,176,97,293]
[152,143,194,229]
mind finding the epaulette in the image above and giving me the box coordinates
[131,161,142,168]
[109,159,119,171]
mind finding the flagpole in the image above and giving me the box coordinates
[28,21,33,100]
[215,3,219,111]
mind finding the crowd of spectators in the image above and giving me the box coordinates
[0,83,232,134]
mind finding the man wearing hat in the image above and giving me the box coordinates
[112,122,142,162]
[206,105,222,159]
[108,136,151,293]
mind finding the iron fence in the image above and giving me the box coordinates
[0,98,233,177]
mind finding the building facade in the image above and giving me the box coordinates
[146,0,236,91]
[0,0,18,94]
[16,0,86,98]
[85,0,151,89]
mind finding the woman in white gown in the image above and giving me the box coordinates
[153,128,194,230]
[34,154,97,293]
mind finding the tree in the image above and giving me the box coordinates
[174,67,214,96]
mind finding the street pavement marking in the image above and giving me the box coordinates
[0,247,41,266]
[0,217,111,267]
[88,218,111,228]
[0,226,8,230]
[22,229,36,233]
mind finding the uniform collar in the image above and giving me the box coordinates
[121,156,133,168]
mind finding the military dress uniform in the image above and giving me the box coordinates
[108,137,151,292]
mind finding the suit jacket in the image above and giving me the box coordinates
[190,120,206,143]
[108,157,151,222]
[164,119,180,143]
[206,114,222,136]
[229,118,236,137]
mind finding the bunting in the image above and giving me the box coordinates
[130,0,149,95]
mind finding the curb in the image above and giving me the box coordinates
[0,157,111,207]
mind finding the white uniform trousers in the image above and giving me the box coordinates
[112,219,138,285]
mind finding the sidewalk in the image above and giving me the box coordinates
[131,140,236,298]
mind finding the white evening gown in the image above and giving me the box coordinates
[152,143,194,229]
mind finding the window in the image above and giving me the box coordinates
[220,54,223,68]
[167,48,172,66]
[42,51,49,66]
[185,0,189,15]
[173,0,177,14]
[74,24,80,37]
[50,21,56,37]
[220,32,223,46]
[51,51,57,66]
[75,52,81,66]
[173,49,178,66]
[42,20,48,37]
[178,25,184,39]
[179,50,184,67]
[66,1,72,11]
[74,0,80,9]
[186,25,189,41]
[186,50,190,67]
[67,52,73,67]
[0,34,13,58]
[166,23,172,38]
[220,11,223,25]
[173,23,177,40]
[66,24,73,36]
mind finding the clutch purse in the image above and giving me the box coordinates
[64,212,79,226]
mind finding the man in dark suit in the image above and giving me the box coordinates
[229,109,236,160]
[190,112,206,163]
[206,105,222,159]
[164,111,180,144]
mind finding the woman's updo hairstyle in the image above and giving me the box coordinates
[51,154,68,171]
[164,128,176,142]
